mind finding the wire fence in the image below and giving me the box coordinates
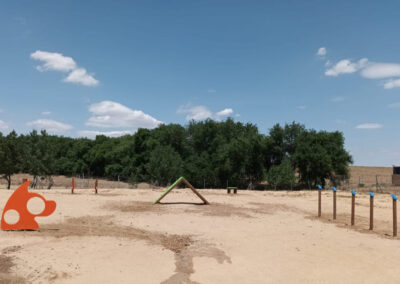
[1,173,400,192]
[328,174,396,193]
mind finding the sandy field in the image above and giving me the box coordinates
[1,186,400,284]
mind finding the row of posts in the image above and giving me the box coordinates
[317,185,398,237]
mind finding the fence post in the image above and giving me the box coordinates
[95,179,98,194]
[71,178,75,194]
[351,190,356,226]
[369,192,374,230]
[317,185,322,217]
[332,187,337,220]
[393,194,397,237]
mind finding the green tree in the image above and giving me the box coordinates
[266,122,306,167]
[0,131,22,189]
[293,130,352,188]
[146,145,183,185]
[23,130,56,188]
[266,159,296,190]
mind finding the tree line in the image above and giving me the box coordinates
[0,119,352,189]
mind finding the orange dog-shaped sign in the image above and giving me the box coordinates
[1,180,56,230]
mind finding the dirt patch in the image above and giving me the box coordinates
[2,246,21,255]
[33,216,229,282]
[184,203,253,218]
[248,202,305,215]
[0,253,25,284]
[188,201,304,218]
[0,255,14,274]
[162,242,231,284]
[105,201,164,214]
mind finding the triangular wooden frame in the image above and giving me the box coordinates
[153,177,209,205]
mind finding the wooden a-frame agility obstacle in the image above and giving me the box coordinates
[153,177,209,205]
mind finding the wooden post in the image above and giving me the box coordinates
[71,178,75,194]
[332,187,337,220]
[351,190,356,226]
[227,188,231,194]
[393,194,397,237]
[94,179,98,194]
[317,185,322,217]
[234,188,237,194]
[369,192,374,230]
[181,177,209,204]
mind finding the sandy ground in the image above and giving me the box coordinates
[1,186,400,283]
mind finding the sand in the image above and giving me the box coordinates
[1,187,400,283]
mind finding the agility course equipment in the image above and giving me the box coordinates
[369,192,374,230]
[71,178,98,194]
[153,177,209,205]
[316,186,400,237]
[227,187,237,194]
[1,180,56,230]
[393,194,397,237]
[317,185,322,217]
[351,190,356,226]
[332,187,337,220]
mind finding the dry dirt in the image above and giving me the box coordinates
[1,187,400,283]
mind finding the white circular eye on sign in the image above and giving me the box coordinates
[27,197,45,215]
[3,209,20,225]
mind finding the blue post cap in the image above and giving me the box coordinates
[351,190,356,196]
[392,194,398,200]
[369,192,375,197]
[332,187,337,192]
[317,185,323,190]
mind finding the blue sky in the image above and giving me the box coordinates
[1,0,400,166]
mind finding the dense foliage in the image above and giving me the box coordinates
[0,119,352,189]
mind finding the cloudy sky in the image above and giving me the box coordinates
[1,1,400,166]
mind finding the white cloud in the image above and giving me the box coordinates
[177,104,234,121]
[317,47,327,57]
[86,101,162,129]
[27,119,73,132]
[64,68,98,86]
[0,120,8,131]
[30,50,99,87]
[41,111,51,115]
[323,56,400,89]
[331,96,345,102]
[388,102,400,109]
[207,89,216,93]
[361,63,400,79]
[325,58,368,76]
[30,50,77,72]
[355,123,382,129]
[215,108,233,118]
[78,130,133,138]
[178,105,212,120]
[296,105,306,110]
[384,78,400,89]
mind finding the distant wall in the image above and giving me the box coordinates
[349,166,392,186]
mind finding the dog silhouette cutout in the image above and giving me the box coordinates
[1,180,56,230]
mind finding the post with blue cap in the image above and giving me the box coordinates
[369,192,374,230]
[351,190,356,226]
[393,194,397,237]
[332,187,337,220]
[317,185,322,217]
